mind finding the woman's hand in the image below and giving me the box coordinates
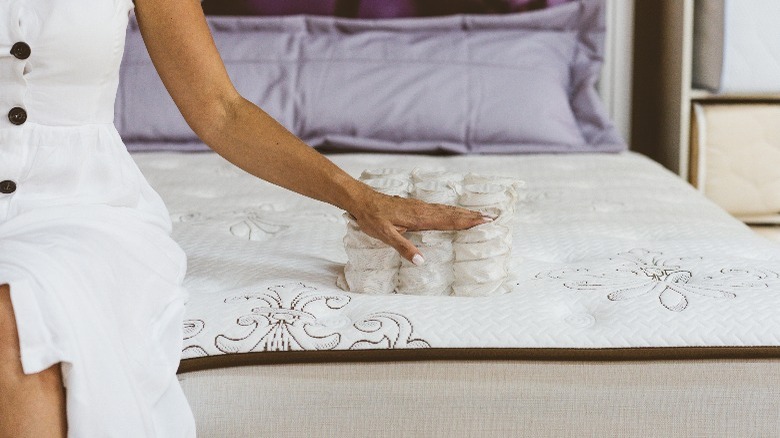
[349,189,490,265]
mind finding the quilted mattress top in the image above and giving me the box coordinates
[132,151,780,370]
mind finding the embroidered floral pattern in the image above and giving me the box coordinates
[171,207,289,241]
[207,283,430,355]
[215,283,349,353]
[538,249,778,312]
[351,313,430,350]
[182,319,208,359]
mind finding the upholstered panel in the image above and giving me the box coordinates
[179,360,780,437]
[691,103,780,220]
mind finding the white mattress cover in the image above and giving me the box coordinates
[132,152,780,365]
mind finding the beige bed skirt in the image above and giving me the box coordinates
[179,359,780,437]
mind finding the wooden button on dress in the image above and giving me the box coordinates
[0,180,17,194]
[11,42,31,60]
[8,107,27,125]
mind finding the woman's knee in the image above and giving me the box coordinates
[0,284,19,350]
[0,284,23,374]
[0,285,64,380]
[0,284,67,437]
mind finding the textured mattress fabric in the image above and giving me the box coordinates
[130,151,780,368]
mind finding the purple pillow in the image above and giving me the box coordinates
[117,0,624,153]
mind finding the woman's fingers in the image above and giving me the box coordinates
[380,224,424,265]
[405,201,489,231]
[352,192,492,263]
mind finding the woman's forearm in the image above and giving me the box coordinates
[201,95,371,214]
[134,0,487,263]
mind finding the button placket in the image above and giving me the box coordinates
[7,31,30,127]
[2,9,31,197]
[7,39,29,127]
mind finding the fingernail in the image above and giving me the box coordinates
[412,254,425,266]
[482,215,494,223]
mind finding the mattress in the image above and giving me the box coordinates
[130,151,780,371]
[692,0,780,94]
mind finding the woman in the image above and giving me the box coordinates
[0,0,488,436]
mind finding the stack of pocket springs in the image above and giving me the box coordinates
[337,168,524,297]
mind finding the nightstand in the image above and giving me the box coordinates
[632,0,780,226]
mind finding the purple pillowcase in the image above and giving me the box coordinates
[118,0,624,153]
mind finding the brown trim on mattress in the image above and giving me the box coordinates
[178,347,780,374]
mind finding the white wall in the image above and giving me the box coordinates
[600,0,635,144]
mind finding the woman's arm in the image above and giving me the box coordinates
[133,0,488,263]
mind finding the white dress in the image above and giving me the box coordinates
[0,0,195,435]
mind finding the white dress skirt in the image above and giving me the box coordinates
[0,0,195,435]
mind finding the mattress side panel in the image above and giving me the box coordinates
[179,359,780,437]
